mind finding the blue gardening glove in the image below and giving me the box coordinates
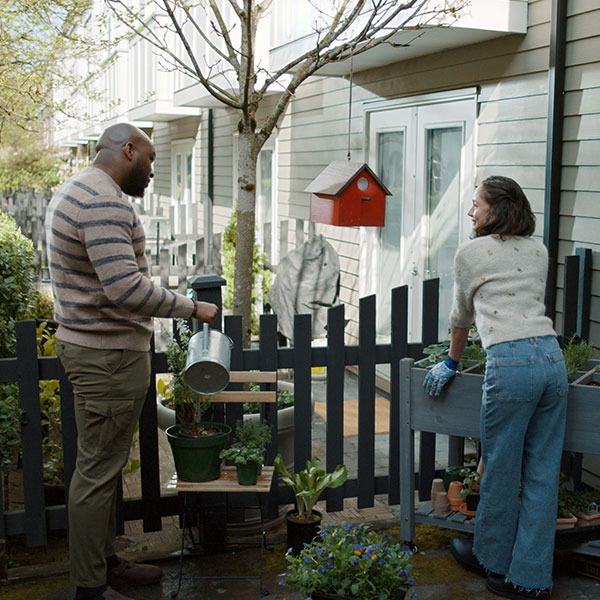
[423,358,457,396]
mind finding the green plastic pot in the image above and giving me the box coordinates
[166,422,231,482]
[235,462,261,486]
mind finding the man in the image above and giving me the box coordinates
[46,123,218,600]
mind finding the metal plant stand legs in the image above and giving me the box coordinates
[167,467,275,598]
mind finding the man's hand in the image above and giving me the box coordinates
[193,301,218,325]
[423,361,457,396]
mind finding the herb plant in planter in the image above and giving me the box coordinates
[283,522,417,600]
[164,320,231,482]
[274,454,347,554]
[458,470,481,514]
[220,420,272,486]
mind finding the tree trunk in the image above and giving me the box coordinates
[233,129,259,346]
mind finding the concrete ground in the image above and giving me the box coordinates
[2,506,599,600]
[2,373,600,599]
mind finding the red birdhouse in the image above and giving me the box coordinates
[305,161,390,227]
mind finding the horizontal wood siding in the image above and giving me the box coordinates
[559,0,600,344]
[278,75,368,340]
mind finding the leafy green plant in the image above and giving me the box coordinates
[283,522,416,600]
[243,385,294,414]
[421,327,487,372]
[0,213,36,358]
[458,470,480,499]
[221,200,272,336]
[164,319,211,436]
[274,455,347,521]
[562,334,596,380]
[232,418,272,450]
[220,419,271,465]
[557,477,600,517]
[30,291,55,321]
[0,384,25,475]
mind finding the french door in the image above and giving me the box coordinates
[364,95,475,346]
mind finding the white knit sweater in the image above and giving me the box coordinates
[449,235,556,348]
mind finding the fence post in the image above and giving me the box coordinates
[16,320,47,547]
[326,304,345,512]
[562,254,579,341]
[357,295,376,509]
[419,278,439,501]
[575,248,592,341]
[293,314,312,471]
[389,285,408,506]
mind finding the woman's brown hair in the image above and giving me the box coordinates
[474,176,535,238]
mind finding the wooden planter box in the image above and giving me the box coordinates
[399,358,600,543]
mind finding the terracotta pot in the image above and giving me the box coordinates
[431,478,445,495]
[575,511,600,528]
[556,512,577,530]
[447,480,463,511]
[432,490,450,514]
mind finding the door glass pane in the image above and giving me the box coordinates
[376,130,404,336]
[425,127,462,339]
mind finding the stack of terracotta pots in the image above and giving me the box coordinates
[431,478,450,514]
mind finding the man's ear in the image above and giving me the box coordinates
[123,141,135,160]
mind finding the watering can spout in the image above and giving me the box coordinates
[184,323,234,394]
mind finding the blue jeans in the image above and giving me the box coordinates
[473,336,567,590]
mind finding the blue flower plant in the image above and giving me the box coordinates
[281,522,416,600]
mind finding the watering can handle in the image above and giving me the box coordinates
[202,322,209,354]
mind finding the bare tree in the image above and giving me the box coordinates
[107,0,464,344]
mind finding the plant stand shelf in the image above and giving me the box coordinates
[399,358,600,546]
[166,466,275,598]
[415,502,476,534]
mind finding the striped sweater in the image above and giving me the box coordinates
[46,167,195,351]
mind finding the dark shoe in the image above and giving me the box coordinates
[449,535,487,577]
[107,557,162,587]
[487,574,551,599]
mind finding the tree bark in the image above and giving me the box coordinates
[234,128,259,346]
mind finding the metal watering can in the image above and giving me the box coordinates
[184,322,234,394]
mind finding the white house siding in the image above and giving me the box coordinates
[276,0,552,344]
[556,0,600,344]
[277,75,369,342]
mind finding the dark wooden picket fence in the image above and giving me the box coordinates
[0,249,594,549]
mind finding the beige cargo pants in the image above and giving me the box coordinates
[57,341,151,588]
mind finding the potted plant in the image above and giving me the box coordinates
[557,477,600,528]
[220,420,272,486]
[282,522,417,600]
[561,334,596,381]
[274,454,347,554]
[458,470,480,513]
[164,320,231,482]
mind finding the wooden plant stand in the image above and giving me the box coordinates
[166,466,275,598]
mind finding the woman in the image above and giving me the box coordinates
[424,176,568,599]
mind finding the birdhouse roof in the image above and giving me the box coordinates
[304,161,391,196]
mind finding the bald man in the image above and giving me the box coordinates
[46,124,217,600]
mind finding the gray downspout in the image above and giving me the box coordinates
[205,108,214,271]
[543,0,568,321]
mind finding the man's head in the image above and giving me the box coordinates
[94,123,155,198]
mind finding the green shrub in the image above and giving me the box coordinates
[562,334,596,380]
[0,213,36,358]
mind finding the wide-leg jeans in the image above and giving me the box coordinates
[58,341,151,588]
[472,335,568,591]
